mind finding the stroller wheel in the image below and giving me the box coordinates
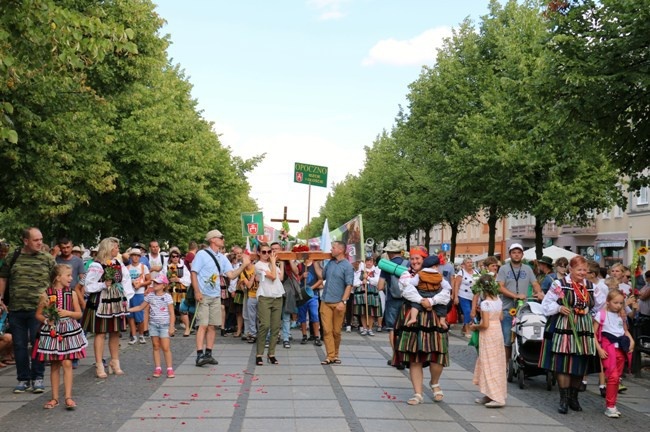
[507,359,514,383]
[517,369,525,389]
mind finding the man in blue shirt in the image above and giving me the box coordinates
[320,241,353,365]
[191,229,249,366]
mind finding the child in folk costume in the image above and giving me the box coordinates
[35,264,87,410]
[594,290,634,418]
[469,274,506,408]
[403,255,450,328]
[129,274,176,378]
[354,254,382,336]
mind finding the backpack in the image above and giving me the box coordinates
[148,253,165,268]
[386,258,407,299]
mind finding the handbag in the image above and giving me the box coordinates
[468,330,479,352]
[446,304,458,324]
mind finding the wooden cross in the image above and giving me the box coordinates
[270,206,300,224]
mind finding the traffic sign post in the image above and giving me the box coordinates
[294,162,328,230]
[441,243,450,252]
[294,162,328,188]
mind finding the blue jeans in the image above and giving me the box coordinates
[8,310,44,381]
[501,314,513,347]
[282,311,291,342]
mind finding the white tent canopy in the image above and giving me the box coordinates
[522,245,578,262]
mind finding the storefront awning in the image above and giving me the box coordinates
[597,241,626,248]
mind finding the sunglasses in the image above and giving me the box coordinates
[260,250,271,255]
[170,255,180,258]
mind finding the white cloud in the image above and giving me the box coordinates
[362,26,452,67]
[308,0,349,21]
[225,130,364,232]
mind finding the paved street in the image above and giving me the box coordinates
[0,327,648,432]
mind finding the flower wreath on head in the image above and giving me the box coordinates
[471,272,500,298]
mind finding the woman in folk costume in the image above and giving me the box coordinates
[82,237,134,378]
[393,252,452,405]
[167,248,192,336]
[539,255,603,414]
[353,254,382,336]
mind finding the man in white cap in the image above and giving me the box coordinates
[191,229,250,366]
[496,243,543,363]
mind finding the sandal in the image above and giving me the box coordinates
[332,359,342,364]
[321,359,335,365]
[64,397,76,410]
[430,382,444,402]
[407,393,424,405]
[43,399,59,409]
[256,356,263,366]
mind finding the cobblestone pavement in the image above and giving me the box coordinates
[0,326,648,431]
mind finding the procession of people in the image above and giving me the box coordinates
[0,228,646,421]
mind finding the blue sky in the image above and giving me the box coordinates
[154,0,489,233]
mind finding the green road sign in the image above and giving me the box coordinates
[241,211,264,237]
[294,162,328,188]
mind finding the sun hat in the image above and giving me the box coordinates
[153,274,169,285]
[205,229,224,241]
[383,239,404,253]
[538,256,553,267]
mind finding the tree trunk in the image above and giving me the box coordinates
[534,217,545,259]
[423,223,432,254]
[449,221,459,262]
[487,205,498,256]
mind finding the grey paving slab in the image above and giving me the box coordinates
[411,420,468,432]
[240,418,298,431]
[395,402,457,421]
[149,385,240,400]
[471,423,573,432]
[343,385,412,401]
[243,399,294,417]
[457,405,562,425]
[293,418,351,431]
[246,384,336,400]
[373,376,419,388]
[294,399,344,417]
[337,374,378,387]
[351,400,405,418]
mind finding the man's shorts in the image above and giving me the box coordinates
[384,298,403,330]
[196,296,221,327]
[129,294,145,324]
[501,313,514,347]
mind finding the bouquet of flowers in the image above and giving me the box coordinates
[168,264,179,290]
[102,260,121,283]
[291,244,309,253]
[43,294,60,324]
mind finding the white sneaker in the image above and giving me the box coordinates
[604,407,620,418]
[345,326,351,333]
[367,329,375,336]
[139,335,146,344]
[128,336,137,345]
[360,328,368,336]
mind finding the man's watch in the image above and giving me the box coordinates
[342,300,347,304]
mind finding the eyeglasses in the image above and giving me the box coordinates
[260,250,271,255]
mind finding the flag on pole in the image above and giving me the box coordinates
[245,236,252,254]
[320,219,332,252]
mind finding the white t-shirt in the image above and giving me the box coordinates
[128,263,150,294]
[255,261,284,298]
[601,311,624,337]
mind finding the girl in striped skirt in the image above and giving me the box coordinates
[539,255,603,414]
[353,255,382,336]
[35,264,87,410]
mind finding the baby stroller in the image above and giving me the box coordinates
[507,301,555,390]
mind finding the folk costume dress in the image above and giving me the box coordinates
[34,286,88,361]
[539,275,602,376]
[167,261,191,306]
[391,269,452,368]
[82,259,134,333]
[352,265,382,318]
[472,298,506,405]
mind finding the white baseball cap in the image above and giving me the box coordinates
[508,243,524,253]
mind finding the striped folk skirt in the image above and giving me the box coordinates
[353,285,382,318]
[82,291,127,334]
[391,303,449,368]
[34,318,87,361]
[538,312,598,376]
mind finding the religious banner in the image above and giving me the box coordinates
[241,212,264,237]
[308,215,365,263]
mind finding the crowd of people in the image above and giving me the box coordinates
[0,228,649,419]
